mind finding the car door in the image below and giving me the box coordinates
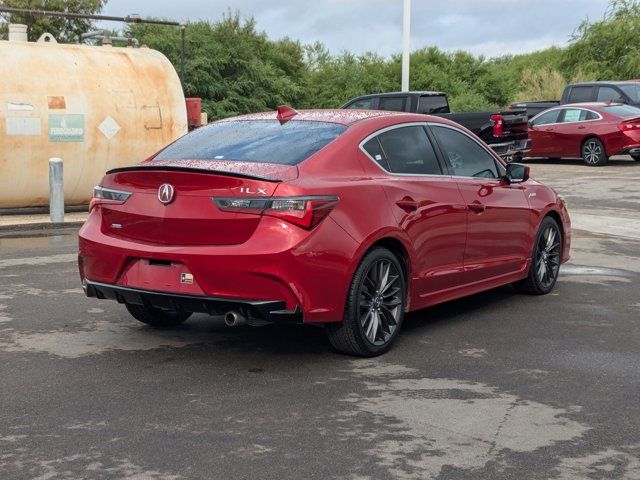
[360,124,468,299]
[528,109,562,157]
[429,124,532,284]
[549,108,596,157]
[596,86,626,104]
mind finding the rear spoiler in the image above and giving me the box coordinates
[106,165,283,183]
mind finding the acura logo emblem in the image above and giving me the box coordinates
[158,184,175,205]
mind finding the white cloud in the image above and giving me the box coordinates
[100,0,611,58]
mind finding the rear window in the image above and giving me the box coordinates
[154,120,347,166]
[601,104,640,118]
[567,86,593,103]
[378,96,406,111]
[418,95,449,114]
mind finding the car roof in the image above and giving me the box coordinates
[219,108,419,126]
[560,102,626,109]
[567,81,638,86]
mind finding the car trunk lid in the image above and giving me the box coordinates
[98,160,297,245]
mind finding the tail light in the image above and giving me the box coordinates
[90,185,132,211]
[618,122,640,132]
[491,114,504,137]
[213,196,339,230]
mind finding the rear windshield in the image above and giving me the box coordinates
[155,120,347,166]
[601,104,640,118]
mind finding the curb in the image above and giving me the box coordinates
[0,221,85,235]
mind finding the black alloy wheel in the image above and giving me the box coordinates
[515,217,562,295]
[326,248,406,356]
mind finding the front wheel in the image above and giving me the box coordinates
[326,248,406,357]
[515,217,562,295]
[582,138,607,166]
[126,303,192,328]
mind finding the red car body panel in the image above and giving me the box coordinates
[79,109,571,324]
[528,102,640,158]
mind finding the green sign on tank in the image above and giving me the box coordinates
[48,114,85,142]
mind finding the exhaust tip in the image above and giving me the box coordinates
[225,310,247,327]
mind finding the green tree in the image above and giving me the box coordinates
[130,13,307,120]
[563,0,640,79]
[0,0,107,42]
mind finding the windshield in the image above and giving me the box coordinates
[155,120,347,166]
[618,83,640,103]
[601,104,640,118]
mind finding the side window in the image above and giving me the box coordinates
[345,98,375,110]
[597,86,624,103]
[362,137,390,171]
[585,111,599,120]
[418,95,449,114]
[377,96,406,112]
[431,125,499,179]
[561,108,588,122]
[567,86,593,103]
[374,126,442,175]
[531,109,561,126]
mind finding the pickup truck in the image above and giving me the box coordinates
[510,81,640,117]
[341,91,529,161]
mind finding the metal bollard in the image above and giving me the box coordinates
[49,158,64,223]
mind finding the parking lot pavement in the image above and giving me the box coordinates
[0,159,639,480]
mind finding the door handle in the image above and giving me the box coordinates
[578,125,586,129]
[396,197,419,212]
[468,201,486,214]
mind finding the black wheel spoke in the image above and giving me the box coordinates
[381,286,401,299]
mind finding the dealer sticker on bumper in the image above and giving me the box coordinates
[180,273,194,285]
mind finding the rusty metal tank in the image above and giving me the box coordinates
[0,29,188,208]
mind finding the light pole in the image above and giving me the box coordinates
[401,0,411,92]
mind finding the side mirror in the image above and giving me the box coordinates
[505,163,530,184]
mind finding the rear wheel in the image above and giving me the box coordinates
[515,217,562,295]
[326,248,406,357]
[125,304,192,328]
[582,138,607,166]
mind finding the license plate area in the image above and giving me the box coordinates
[117,258,204,295]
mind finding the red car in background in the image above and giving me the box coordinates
[527,102,640,166]
[79,108,571,356]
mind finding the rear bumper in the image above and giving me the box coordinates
[615,145,640,156]
[78,207,359,323]
[84,280,302,324]
[489,139,530,158]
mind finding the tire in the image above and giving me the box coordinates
[326,247,406,357]
[515,217,562,295]
[125,303,192,328]
[582,138,608,166]
[631,154,640,162]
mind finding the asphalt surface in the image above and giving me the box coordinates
[1,157,639,480]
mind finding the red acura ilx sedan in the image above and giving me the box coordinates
[79,107,571,356]
[528,102,640,166]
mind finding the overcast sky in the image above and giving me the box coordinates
[101,0,611,58]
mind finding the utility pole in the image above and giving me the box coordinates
[401,0,411,92]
